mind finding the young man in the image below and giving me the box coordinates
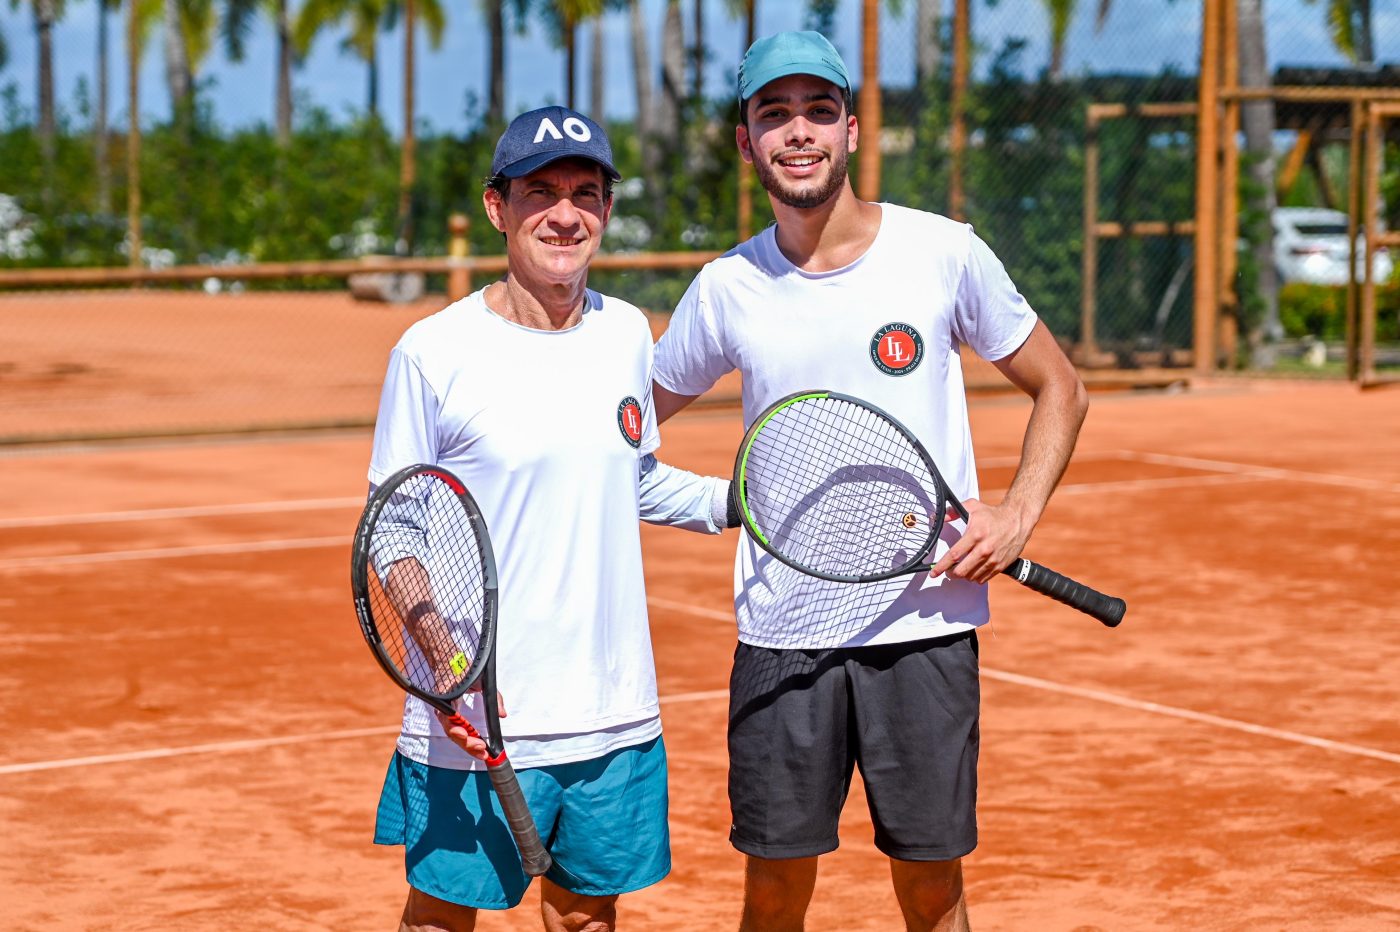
[651,32,1089,932]
[368,106,733,932]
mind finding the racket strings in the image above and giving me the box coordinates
[745,398,943,579]
[366,473,488,699]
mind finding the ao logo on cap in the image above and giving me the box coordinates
[870,323,924,376]
[534,117,593,144]
[617,396,643,447]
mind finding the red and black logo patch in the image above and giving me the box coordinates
[617,396,643,447]
[870,323,925,376]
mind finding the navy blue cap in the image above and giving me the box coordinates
[490,106,621,181]
[738,31,851,103]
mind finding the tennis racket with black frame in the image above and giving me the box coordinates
[351,463,552,876]
[733,390,1126,627]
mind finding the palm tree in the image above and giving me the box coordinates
[1306,0,1374,66]
[1044,0,1073,79]
[546,0,603,109]
[160,0,219,119]
[294,0,387,117]
[385,0,445,252]
[656,0,682,137]
[8,0,64,194]
[589,14,604,121]
[93,0,122,214]
[223,0,296,145]
[1239,0,1281,361]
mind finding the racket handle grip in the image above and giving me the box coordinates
[485,756,553,876]
[1004,558,1127,627]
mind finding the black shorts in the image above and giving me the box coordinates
[727,630,980,862]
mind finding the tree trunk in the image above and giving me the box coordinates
[397,0,416,254]
[487,0,505,125]
[1238,0,1281,360]
[692,0,704,103]
[162,0,192,113]
[915,0,941,85]
[630,0,656,179]
[35,0,57,193]
[565,23,576,110]
[275,0,293,145]
[657,0,684,140]
[1049,37,1065,81]
[590,18,605,122]
[367,42,379,117]
[1356,0,1374,66]
[127,0,143,266]
[96,0,112,215]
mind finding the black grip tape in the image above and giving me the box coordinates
[1003,558,1127,627]
[486,757,553,876]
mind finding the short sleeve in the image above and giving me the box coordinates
[952,226,1038,362]
[652,272,734,396]
[367,347,440,483]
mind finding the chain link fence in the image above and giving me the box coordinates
[2,0,1398,444]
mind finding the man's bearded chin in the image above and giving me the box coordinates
[754,148,849,209]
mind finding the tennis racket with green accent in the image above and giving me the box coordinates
[733,391,1126,627]
[351,463,552,875]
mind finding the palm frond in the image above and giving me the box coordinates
[221,0,259,59]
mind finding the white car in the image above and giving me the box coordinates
[1272,206,1392,286]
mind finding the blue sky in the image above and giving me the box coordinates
[0,0,1391,135]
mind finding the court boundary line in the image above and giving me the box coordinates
[0,689,730,776]
[5,598,1396,775]
[6,447,1396,536]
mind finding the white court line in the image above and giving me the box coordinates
[0,536,346,571]
[0,689,729,776]
[644,601,1400,767]
[980,668,1400,766]
[1,449,1393,534]
[1116,450,1400,495]
[0,497,364,530]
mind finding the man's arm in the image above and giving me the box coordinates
[653,382,701,425]
[929,320,1088,583]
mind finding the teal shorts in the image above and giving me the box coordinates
[374,737,670,909]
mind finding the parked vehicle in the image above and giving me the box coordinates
[1272,206,1393,286]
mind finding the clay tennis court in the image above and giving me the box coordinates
[2,333,1399,927]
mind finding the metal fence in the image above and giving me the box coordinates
[2,0,1398,429]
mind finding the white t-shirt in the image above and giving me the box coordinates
[369,287,723,770]
[653,203,1038,650]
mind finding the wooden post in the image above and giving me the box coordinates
[448,213,471,301]
[1345,99,1364,380]
[1192,0,1222,374]
[949,0,970,221]
[126,0,142,269]
[736,0,756,242]
[1080,109,1102,359]
[1218,0,1241,367]
[857,0,882,201]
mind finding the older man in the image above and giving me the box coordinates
[367,106,733,932]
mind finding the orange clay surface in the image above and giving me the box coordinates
[1,379,1399,930]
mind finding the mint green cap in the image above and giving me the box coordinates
[738,31,851,104]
